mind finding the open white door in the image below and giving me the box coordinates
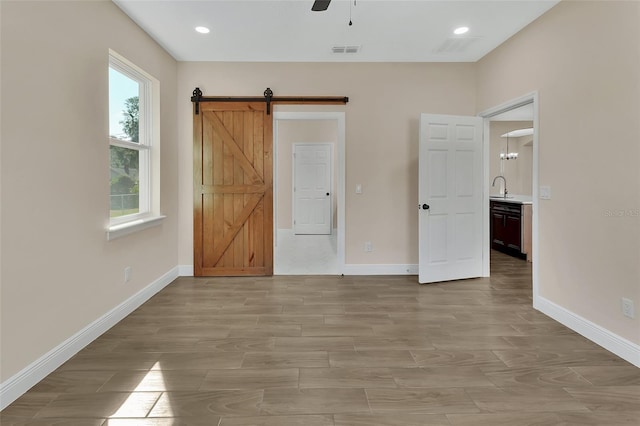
[419,114,483,284]
[293,143,332,235]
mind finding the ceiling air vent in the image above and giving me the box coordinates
[332,45,361,54]
[434,37,480,54]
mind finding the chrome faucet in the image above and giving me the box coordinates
[492,175,508,197]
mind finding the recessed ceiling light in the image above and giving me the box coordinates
[453,26,469,35]
[195,26,210,34]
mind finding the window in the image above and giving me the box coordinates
[108,51,162,239]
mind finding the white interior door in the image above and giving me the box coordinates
[419,114,483,284]
[293,143,332,235]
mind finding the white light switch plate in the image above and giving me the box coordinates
[540,185,551,200]
[356,184,362,194]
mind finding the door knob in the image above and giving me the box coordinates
[326,193,330,196]
[422,204,430,210]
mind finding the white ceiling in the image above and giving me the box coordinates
[113,0,558,62]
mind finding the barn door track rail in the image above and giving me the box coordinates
[191,87,349,115]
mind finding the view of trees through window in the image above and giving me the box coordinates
[109,66,141,218]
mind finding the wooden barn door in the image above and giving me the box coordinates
[194,102,273,276]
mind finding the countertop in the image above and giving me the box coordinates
[490,194,533,205]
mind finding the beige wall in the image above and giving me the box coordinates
[3,0,637,391]
[178,62,476,265]
[0,1,179,381]
[489,121,533,196]
[477,1,640,344]
[276,120,338,230]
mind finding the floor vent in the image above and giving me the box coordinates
[332,45,361,54]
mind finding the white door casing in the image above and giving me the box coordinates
[293,143,332,235]
[419,114,483,284]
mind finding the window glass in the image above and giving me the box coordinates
[109,68,140,143]
[109,60,147,221]
[110,146,139,217]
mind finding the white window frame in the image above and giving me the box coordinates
[107,50,163,240]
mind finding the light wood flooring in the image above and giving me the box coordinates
[2,251,639,425]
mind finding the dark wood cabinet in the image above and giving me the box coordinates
[491,200,526,259]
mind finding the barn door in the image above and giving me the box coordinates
[194,102,273,276]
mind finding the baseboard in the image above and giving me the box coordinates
[179,264,194,276]
[182,264,418,276]
[0,266,180,410]
[342,264,418,275]
[535,295,640,368]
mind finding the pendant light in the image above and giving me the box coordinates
[500,133,519,160]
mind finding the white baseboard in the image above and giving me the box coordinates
[0,267,179,410]
[535,295,640,368]
[179,264,194,276]
[342,264,418,275]
[179,264,419,276]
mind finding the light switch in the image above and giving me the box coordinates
[356,184,362,194]
[540,185,551,200]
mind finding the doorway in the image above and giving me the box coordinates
[273,112,345,275]
[480,93,538,301]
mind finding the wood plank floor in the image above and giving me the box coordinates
[2,251,639,425]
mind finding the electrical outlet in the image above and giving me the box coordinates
[364,241,373,252]
[622,298,635,319]
[124,266,132,283]
[540,185,552,200]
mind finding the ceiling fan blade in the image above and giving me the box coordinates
[312,0,331,11]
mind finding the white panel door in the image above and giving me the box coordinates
[294,143,332,235]
[419,114,483,284]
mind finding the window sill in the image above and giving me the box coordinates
[107,215,166,241]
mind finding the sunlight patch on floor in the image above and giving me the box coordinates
[108,362,172,419]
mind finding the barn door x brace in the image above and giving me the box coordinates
[191,87,349,115]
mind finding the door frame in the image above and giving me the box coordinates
[292,142,334,235]
[479,91,539,301]
[273,111,346,273]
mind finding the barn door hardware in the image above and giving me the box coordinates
[192,87,203,115]
[191,87,349,115]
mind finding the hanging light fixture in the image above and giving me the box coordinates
[500,132,519,160]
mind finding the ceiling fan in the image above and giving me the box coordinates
[312,0,331,11]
